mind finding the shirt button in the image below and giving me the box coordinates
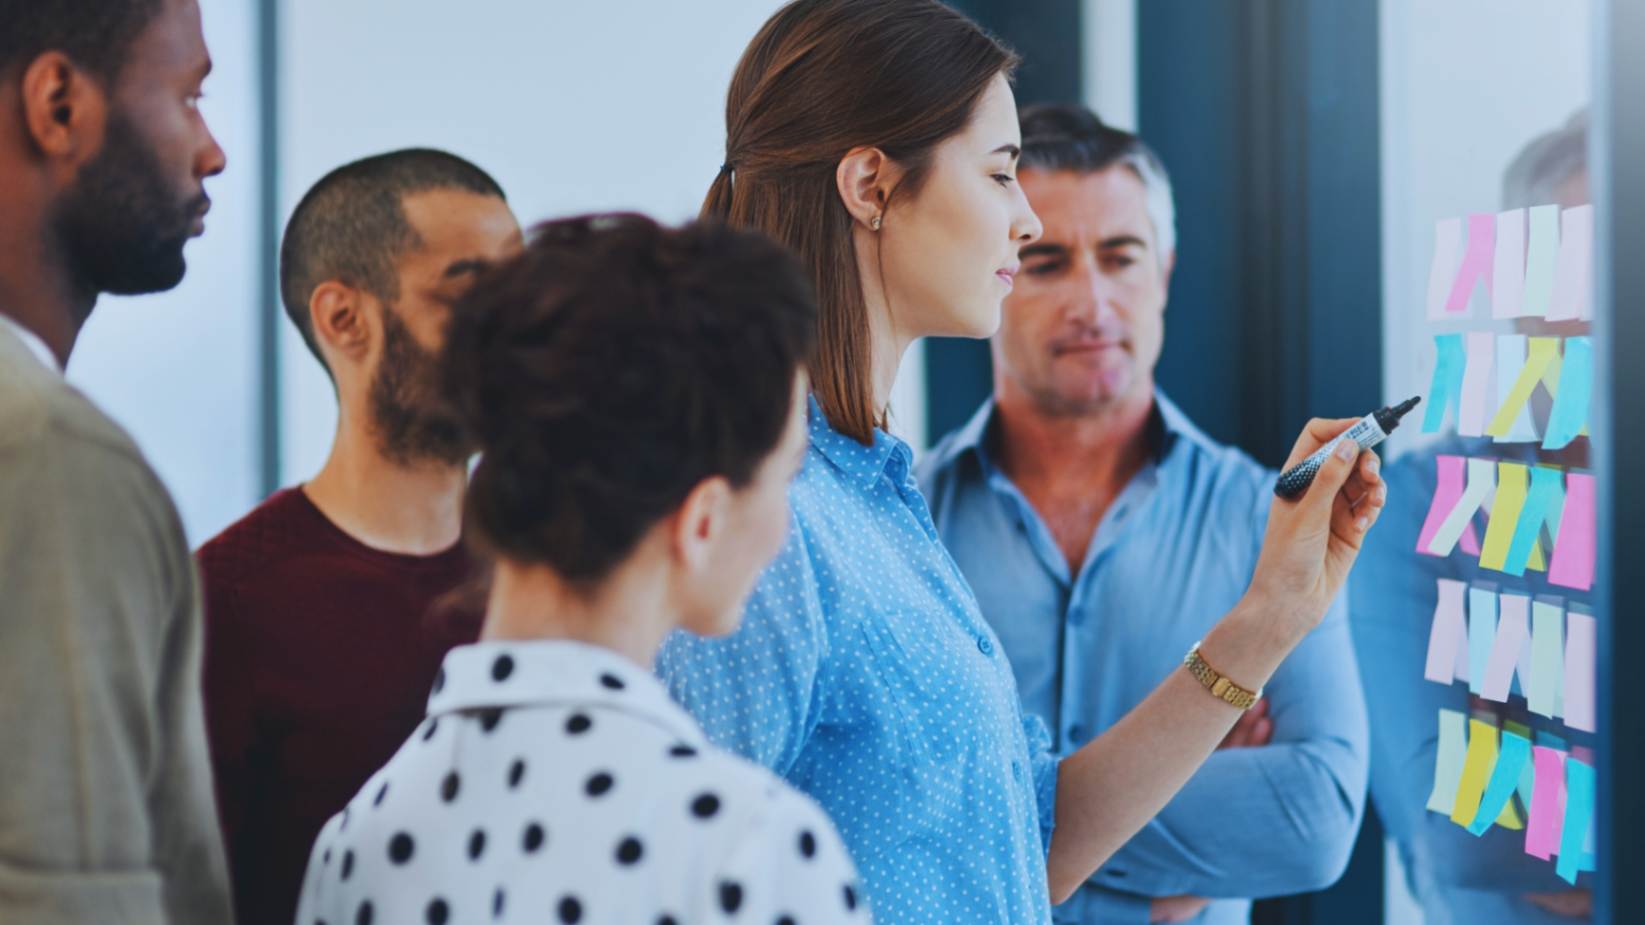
[977,636,994,656]
[1066,724,1085,742]
[1012,759,1024,781]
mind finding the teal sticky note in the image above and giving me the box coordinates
[1544,337,1592,450]
[1467,729,1531,835]
[1424,334,1467,433]
[1503,466,1564,576]
[1557,758,1596,884]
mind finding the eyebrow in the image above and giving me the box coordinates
[992,144,1021,160]
[1019,235,1150,260]
[442,258,492,279]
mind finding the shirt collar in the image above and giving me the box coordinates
[937,388,1210,478]
[427,638,706,747]
[806,394,915,491]
[0,314,61,374]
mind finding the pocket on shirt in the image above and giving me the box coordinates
[0,860,166,922]
[857,610,990,767]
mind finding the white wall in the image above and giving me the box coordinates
[1379,0,1590,456]
[276,0,935,474]
[68,0,262,547]
[1083,0,1137,130]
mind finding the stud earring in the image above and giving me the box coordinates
[870,214,882,231]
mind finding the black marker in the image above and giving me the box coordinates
[1273,396,1421,499]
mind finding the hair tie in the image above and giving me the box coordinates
[719,161,735,176]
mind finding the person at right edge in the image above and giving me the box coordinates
[655,2,1388,923]
[1350,110,1594,924]
[0,0,233,922]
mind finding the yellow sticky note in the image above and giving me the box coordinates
[1451,718,1500,827]
[1487,337,1560,437]
[1480,463,1529,570]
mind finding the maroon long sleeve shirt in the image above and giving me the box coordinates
[197,487,480,925]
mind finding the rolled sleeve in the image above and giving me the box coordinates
[1023,711,1061,856]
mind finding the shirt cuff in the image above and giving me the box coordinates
[1035,754,1061,859]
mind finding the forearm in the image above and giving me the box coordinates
[1046,596,1304,904]
[1096,742,1363,897]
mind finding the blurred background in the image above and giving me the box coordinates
[61,1,1639,922]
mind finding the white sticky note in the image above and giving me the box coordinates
[1427,708,1469,814]
[1493,208,1527,318]
[1468,586,1497,696]
[1481,592,1529,702]
[1426,458,1496,556]
[1563,611,1596,732]
[1529,599,1565,719]
[1547,205,1594,322]
[1458,332,1496,437]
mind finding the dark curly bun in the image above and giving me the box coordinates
[441,213,816,582]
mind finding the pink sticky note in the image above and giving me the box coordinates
[1563,612,1596,732]
[1428,218,1464,320]
[1525,746,1567,860]
[1445,214,1496,314]
[1458,332,1497,437]
[1417,456,1483,557]
[1481,592,1530,702]
[1548,205,1594,322]
[1425,578,1469,684]
[1549,473,1595,591]
[1493,209,1527,318]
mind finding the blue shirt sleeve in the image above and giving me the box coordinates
[1085,590,1370,899]
[1020,709,1061,857]
[654,517,830,777]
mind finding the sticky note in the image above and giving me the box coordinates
[1427,708,1469,814]
[1529,600,1565,719]
[1451,718,1501,827]
[1445,213,1496,314]
[1428,217,1464,320]
[1480,592,1529,702]
[1562,611,1596,733]
[1467,728,1530,834]
[1458,332,1497,437]
[1522,205,1560,317]
[1525,745,1566,860]
[1557,758,1596,884]
[1504,719,1537,808]
[1544,337,1592,450]
[1503,465,1565,576]
[1547,205,1594,322]
[1493,209,1527,318]
[1425,458,1495,557]
[1423,334,1467,434]
[1418,456,1474,556]
[1466,587,1497,696]
[1424,578,1469,684]
[1480,463,1530,570]
[1493,335,1538,442]
[1487,337,1560,437]
[1548,472,1595,591]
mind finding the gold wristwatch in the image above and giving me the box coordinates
[1183,642,1262,710]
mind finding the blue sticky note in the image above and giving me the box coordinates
[1544,337,1592,450]
[1557,758,1596,884]
[1467,730,1531,835]
[1424,334,1467,433]
[1468,587,1497,696]
[1503,466,1565,576]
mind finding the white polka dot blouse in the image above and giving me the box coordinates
[295,638,869,925]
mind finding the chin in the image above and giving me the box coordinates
[946,299,1003,340]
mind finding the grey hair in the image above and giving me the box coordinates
[1017,102,1176,264]
[1502,108,1588,210]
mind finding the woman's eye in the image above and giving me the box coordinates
[992,173,1015,187]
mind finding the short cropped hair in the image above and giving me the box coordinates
[1502,109,1588,210]
[279,148,507,374]
[0,0,163,82]
[442,214,818,584]
[1018,103,1177,263]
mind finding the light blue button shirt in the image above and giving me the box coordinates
[1351,435,1592,925]
[917,394,1369,925]
[656,398,1060,925]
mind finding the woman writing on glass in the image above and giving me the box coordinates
[655,1,1387,922]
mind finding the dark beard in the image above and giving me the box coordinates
[54,111,204,298]
[369,304,471,466]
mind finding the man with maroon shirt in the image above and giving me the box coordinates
[197,148,521,925]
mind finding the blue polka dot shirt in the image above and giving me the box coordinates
[656,398,1060,925]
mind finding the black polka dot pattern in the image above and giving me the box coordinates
[294,642,867,925]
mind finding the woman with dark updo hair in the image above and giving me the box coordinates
[295,214,870,925]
